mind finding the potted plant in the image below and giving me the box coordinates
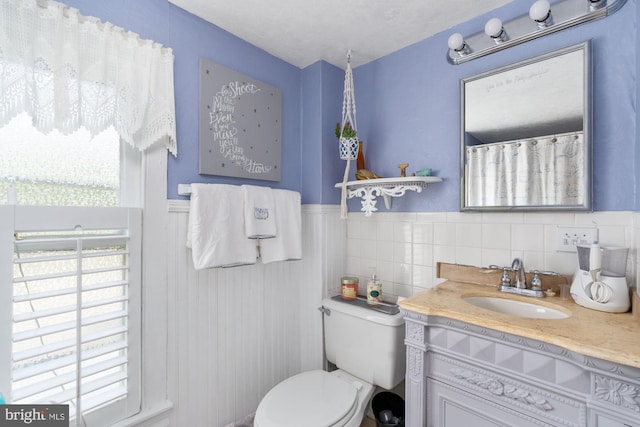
[335,121,358,160]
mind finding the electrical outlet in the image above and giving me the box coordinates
[555,227,597,252]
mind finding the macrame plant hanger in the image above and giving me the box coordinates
[338,50,359,219]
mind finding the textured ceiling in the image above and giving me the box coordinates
[168,0,513,69]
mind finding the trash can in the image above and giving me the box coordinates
[371,391,405,427]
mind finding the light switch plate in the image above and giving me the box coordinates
[555,227,597,252]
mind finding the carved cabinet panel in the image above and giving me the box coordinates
[590,411,636,427]
[430,354,584,426]
[428,378,550,427]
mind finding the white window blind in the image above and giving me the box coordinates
[0,206,141,426]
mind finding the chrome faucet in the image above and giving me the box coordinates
[495,258,545,298]
[511,258,526,289]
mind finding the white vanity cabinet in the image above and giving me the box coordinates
[404,311,640,427]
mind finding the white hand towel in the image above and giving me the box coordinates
[259,189,302,264]
[187,184,258,269]
[242,185,277,239]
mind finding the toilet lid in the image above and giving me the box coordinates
[255,370,358,427]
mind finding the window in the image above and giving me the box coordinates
[1,206,142,425]
[0,112,142,208]
[0,115,143,426]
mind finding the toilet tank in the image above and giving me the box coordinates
[322,296,405,390]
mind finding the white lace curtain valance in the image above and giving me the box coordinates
[0,0,177,155]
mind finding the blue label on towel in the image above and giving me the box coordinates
[254,207,269,220]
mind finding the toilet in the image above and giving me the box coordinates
[254,296,405,427]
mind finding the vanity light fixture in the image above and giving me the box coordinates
[446,0,627,64]
[484,18,507,43]
[529,0,553,28]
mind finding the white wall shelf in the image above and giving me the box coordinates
[334,176,442,216]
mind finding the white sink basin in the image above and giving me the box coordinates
[463,296,570,319]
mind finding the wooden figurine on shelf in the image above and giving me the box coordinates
[355,169,381,180]
[398,163,409,177]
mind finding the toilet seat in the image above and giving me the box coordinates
[255,370,359,427]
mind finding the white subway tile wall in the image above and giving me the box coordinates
[346,211,639,300]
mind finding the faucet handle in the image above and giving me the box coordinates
[530,270,542,291]
[500,267,512,287]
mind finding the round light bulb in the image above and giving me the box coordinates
[484,18,504,38]
[529,0,551,22]
[447,33,464,51]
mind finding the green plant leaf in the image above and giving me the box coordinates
[335,121,356,139]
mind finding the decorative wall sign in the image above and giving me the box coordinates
[199,58,281,181]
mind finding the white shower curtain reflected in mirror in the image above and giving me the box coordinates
[466,132,584,207]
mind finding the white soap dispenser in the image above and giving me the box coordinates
[366,270,382,306]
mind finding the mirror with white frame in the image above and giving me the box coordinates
[460,41,592,211]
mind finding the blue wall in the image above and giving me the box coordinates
[352,0,636,212]
[63,0,303,200]
[301,62,345,205]
[167,6,303,199]
[61,0,636,211]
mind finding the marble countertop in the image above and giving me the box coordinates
[398,280,640,369]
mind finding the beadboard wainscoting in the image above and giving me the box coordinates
[166,202,345,427]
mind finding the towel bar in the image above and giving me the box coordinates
[178,184,192,196]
